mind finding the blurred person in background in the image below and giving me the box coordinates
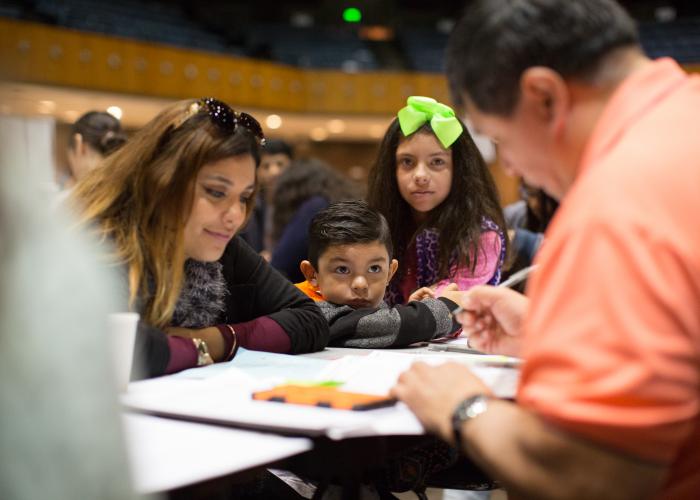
[501,180,559,290]
[0,124,137,500]
[270,158,363,283]
[64,110,127,188]
[240,138,294,258]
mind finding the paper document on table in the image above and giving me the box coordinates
[170,348,329,381]
[122,357,424,439]
[315,351,519,399]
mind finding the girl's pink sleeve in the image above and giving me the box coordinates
[434,231,502,294]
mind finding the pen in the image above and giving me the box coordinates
[451,264,539,316]
[427,343,485,355]
[495,264,539,290]
[426,344,522,366]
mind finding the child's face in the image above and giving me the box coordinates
[395,132,453,222]
[304,241,398,309]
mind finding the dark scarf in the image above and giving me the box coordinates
[170,260,228,328]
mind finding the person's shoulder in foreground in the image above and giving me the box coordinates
[295,200,462,348]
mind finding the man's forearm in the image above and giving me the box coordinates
[460,399,667,500]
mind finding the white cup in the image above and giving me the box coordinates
[107,312,139,392]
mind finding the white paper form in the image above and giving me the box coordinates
[122,369,424,439]
[123,413,312,494]
[315,351,519,399]
[122,348,516,441]
[169,348,330,382]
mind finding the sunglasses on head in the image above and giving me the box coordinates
[184,97,266,145]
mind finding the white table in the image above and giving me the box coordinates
[123,413,312,494]
[121,345,518,493]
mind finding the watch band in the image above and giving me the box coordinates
[193,338,214,366]
[451,394,490,449]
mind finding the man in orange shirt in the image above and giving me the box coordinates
[391,1,700,499]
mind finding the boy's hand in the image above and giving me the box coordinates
[436,283,463,305]
[407,286,435,302]
[440,283,459,292]
[439,290,468,305]
[408,283,458,302]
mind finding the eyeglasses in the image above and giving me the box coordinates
[183,97,266,145]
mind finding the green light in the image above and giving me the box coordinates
[343,7,362,23]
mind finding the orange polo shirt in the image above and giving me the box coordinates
[295,280,325,302]
[518,59,700,499]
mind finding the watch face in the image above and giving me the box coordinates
[452,394,490,447]
[466,398,488,419]
[456,395,489,421]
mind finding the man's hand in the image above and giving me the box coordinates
[390,362,491,443]
[408,282,459,302]
[455,286,529,356]
[393,359,667,500]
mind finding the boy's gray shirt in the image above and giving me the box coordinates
[316,297,461,348]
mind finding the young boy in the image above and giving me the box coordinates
[296,200,463,348]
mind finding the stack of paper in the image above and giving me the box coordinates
[314,351,519,399]
[122,348,519,439]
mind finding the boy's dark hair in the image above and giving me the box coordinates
[308,200,393,268]
[262,138,294,159]
[446,0,639,115]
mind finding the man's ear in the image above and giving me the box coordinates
[520,67,569,136]
[388,259,399,283]
[299,260,318,285]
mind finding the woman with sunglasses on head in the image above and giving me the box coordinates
[71,98,329,379]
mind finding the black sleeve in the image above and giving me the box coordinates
[220,236,329,354]
[131,321,170,380]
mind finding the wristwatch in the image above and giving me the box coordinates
[451,394,490,448]
[193,338,214,366]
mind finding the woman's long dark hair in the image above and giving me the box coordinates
[271,158,363,244]
[367,119,506,279]
[524,187,559,233]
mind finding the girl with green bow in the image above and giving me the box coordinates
[368,96,507,306]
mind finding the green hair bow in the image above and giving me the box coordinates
[397,96,463,149]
